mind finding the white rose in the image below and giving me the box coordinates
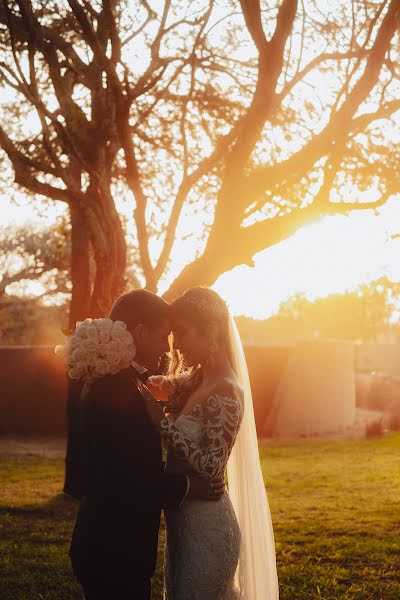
[111,328,127,341]
[98,318,113,331]
[112,320,126,330]
[75,325,88,339]
[109,352,122,366]
[70,336,81,350]
[86,353,98,367]
[70,346,87,362]
[121,350,134,363]
[121,331,133,344]
[82,339,99,353]
[69,363,87,380]
[68,367,80,380]
[62,339,74,358]
[94,358,110,376]
[99,331,111,344]
[103,341,118,356]
[126,339,136,356]
[98,342,110,357]
[71,347,86,363]
[86,325,99,339]
[114,341,125,354]
[55,344,66,358]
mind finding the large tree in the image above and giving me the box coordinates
[0,0,399,326]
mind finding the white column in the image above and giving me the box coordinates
[266,340,356,436]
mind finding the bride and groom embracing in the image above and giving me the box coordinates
[62,287,278,599]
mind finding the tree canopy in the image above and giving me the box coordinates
[0,218,70,298]
[237,277,400,343]
[1,0,399,325]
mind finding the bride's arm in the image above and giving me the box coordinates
[146,375,176,400]
[160,388,243,479]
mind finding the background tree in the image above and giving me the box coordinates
[0,0,399,326]
[236,277,400,343]
[0,293,67,344]
[0,218,70,297]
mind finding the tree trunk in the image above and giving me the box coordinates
[87,185,127,317]
[163,235,233,301]
[68,204,91,329]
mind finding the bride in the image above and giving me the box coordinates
[143,287,279,599]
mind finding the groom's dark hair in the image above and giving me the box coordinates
[109,289,169,331]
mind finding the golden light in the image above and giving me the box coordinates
[1,3,400,320]
[213,203,400,318]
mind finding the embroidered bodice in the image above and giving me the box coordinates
[160,391,243,479]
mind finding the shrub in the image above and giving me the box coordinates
[356,374,400,412]
[365,418,384,438]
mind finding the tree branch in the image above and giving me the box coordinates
[0,125,75,203]
[241,0,400,206]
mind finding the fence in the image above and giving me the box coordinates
[0,345,291,435]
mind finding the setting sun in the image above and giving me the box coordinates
[214,200,400,318]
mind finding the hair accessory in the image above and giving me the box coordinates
[179,296,229,318]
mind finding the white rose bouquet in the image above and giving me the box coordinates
[55,318,136,383]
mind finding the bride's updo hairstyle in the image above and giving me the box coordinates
[168,287,231,375]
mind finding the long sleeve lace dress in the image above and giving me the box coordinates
[155,375,244,600]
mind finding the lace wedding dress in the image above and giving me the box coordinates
[149,316,279,600]
[160,388,244,600]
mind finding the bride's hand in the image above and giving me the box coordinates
[147,375,175,401]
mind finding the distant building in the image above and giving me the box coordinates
[356,342,400,376]
[265,340,356,437]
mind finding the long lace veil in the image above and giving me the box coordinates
[227,315,279,599]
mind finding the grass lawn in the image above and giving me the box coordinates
[0,434,399,599]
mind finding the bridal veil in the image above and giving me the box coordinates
[227,315,279,599]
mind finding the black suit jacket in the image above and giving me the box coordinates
[70,366,187,579]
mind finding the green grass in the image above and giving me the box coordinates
[1,434,399,599]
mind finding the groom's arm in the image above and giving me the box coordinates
[90,375,188,511]
[157,471,189,508]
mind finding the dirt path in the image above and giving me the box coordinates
[0,435,66,458]
[0,408,386,458]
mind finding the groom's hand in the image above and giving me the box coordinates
[186,475,225,501]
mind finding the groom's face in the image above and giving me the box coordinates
[133,318,171,370]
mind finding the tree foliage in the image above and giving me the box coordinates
[0,294,67,344]
[0,217,70,297]
[0,0,399,323]
[237,277,400,343]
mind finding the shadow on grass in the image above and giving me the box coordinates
[0,494,82,599]
[1,492,77,515]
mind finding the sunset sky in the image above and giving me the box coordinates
[3,193,400,319]
[1,1,400,320]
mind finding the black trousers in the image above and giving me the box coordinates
[70,524,152,600]
[69,502,156,600]
[75,569,151,599]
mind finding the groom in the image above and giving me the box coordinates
[69,289,224,599]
